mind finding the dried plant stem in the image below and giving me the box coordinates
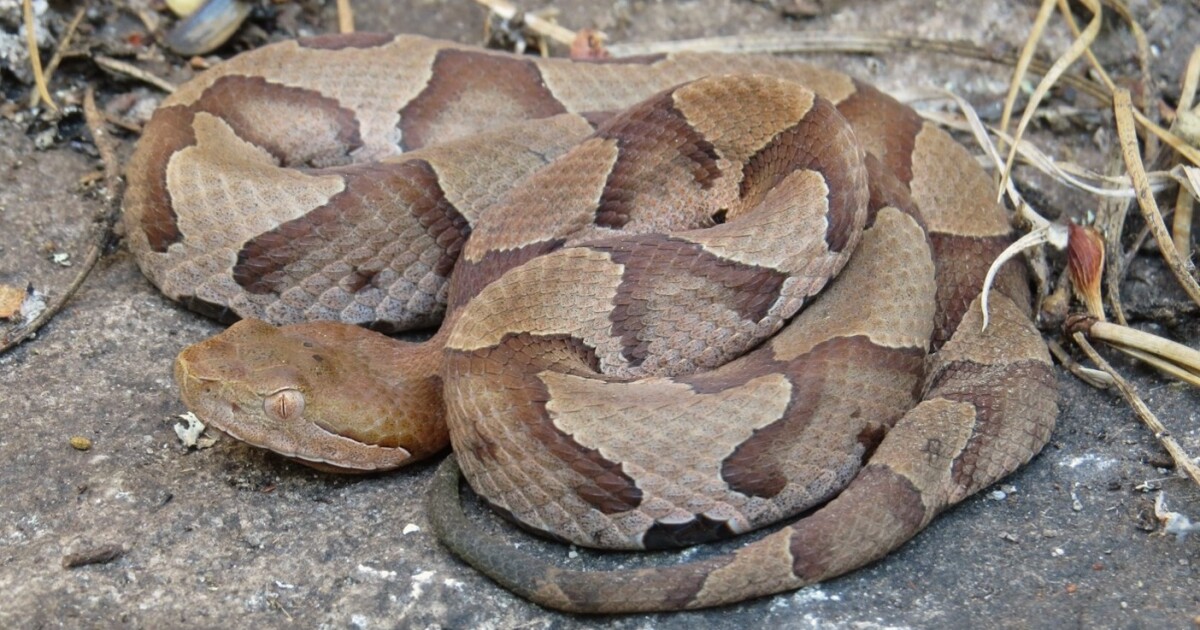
[1072,332,1200,488]
[1171,46,1200,263]
[1114,88,1200,307]
[0,88,119,354]
[1116,346,1200,388]
[1105,0,1158,154]
[23,0,56,111]
[1085,320,1200,374]
[1046,337,1113,388]
[337,0,354,34]
[473,0,578,47]
[1096,158,1132,326]
[1173,187,1195,262]
[28,1,88,109]
[999,0,1056,137]
[998,0,1102,201]
[1180,46,1200,113]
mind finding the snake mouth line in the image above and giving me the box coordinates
[189,400,413,473]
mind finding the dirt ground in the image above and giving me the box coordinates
[2,0,1199,627]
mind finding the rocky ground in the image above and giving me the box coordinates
[1,0,1199,627]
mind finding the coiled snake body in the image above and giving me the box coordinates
[123,33,1059,613]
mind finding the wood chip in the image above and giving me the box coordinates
[0,283,28,320]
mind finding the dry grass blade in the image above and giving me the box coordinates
[1181,46,1200,113]
[1096,159,1132,326]
[1173,181,1195,262]
[94,56,177,94]
[997,0,1102,202]
[1071,332,1200,488]
[918,107,1174,199]
[1171,46,1200,262]
[999,0,1057,138]
[610,32,1119,102]
[1105,1,1154,90]
[28,1,88,109]
[337,0,354,34]
[1113,88,1200,307]
[1135,110,1200,166]
[1101,0,1158,154]
[1076,8,1198,166]
[23,0,57,112]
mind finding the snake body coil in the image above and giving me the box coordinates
[123,34,1059,613]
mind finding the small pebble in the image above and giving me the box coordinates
[166,0,206,17]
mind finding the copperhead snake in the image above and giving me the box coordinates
[122,33,1060,613]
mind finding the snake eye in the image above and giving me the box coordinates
[264,389,305,422]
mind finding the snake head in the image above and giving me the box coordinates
[174,319,448,473]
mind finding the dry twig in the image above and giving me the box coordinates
[1071,332,1200,488]
[0,88,121,354]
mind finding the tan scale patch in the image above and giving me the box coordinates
[411,115,595,225]
[462,138,620,263]
[909,124,1012,237]
[168,114,346,253]
[671,77,815,163]
[675,170,835,275]
[770,207,935,360]
[158,114,346,304]
[168,37,444,159]
[537,52,855,116]
[721,55,857,103]
[536,57,684,114]
[540,371,791,526]
[869,398,977,502]
[935,293,1052,367]
[693,529,803,607]
[445,248,624,352]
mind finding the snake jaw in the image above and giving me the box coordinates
[208,410,414,473]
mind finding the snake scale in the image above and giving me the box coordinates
[122,33,1060,613]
